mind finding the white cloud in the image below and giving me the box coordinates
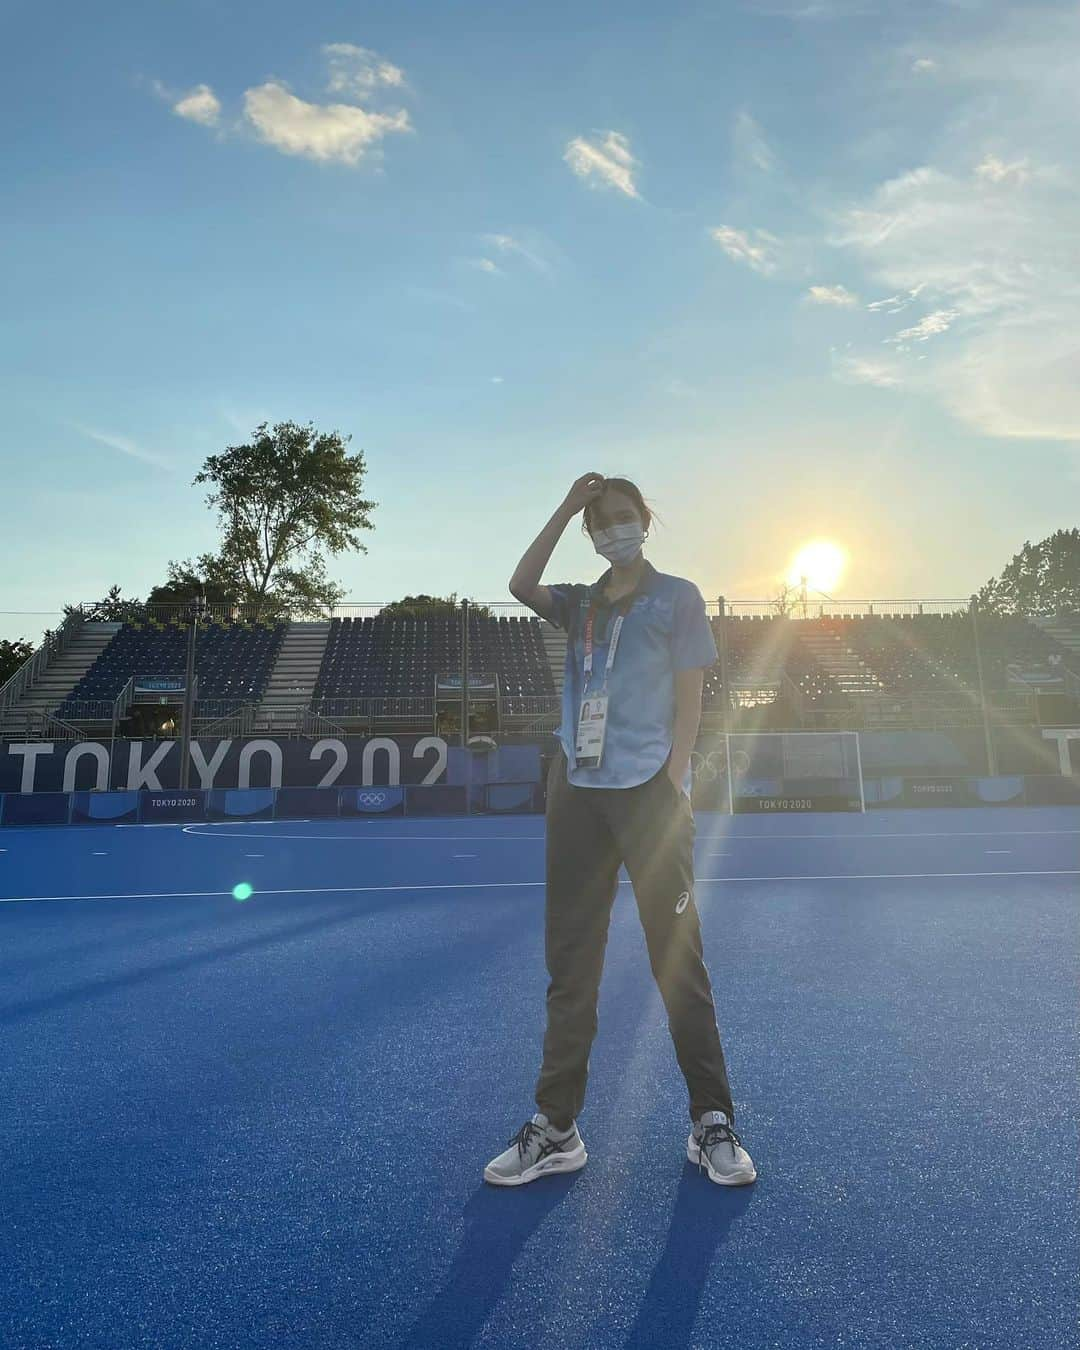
[911,57,937,74]
[72,424,172,469]
[831,353,904,388]
[466,257,500,274]
[490,376,504,384]
[808,284,858,306]
[563,131,640,199]
[835,136,1080,438]
[710,225,780,275]
[243,83,410,165]
[152,45,411,169]
[866,284,927,314]
[733,110,775,172]
[482,232,552,274]
[322,43,405,98]
[830,8,1080,445]
[173,84,221,126]
[748,0,875,17]
[974,154,1031,186]
[888,309,959,344]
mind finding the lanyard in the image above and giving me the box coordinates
[582,596,634,688]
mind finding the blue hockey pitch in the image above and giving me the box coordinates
[1,806,1077,1349]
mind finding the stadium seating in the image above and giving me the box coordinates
[35,605,1076,734]
[843,614,1074,691]
[703,616,847,709]
[312,613,554,714]
[700,611,1078,722]
[58,619,285,717]
[467,614,556,703]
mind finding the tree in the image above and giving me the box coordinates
[977,529,1080,616]
[0,638,34,686]
[771,582,804,618]
[63,585,144,623]
[379,594,492,618]
[147,563,239,613]
[179,421,376,621]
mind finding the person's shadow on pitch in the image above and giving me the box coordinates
[398,1179,578,1349]
[622,1161,753,1350]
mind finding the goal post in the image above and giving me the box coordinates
[711,730,865,814]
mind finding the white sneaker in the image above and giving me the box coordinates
[483,1113,588,1186]
[688,1110,757,1185]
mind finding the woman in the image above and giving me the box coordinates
[484,473,756,1188]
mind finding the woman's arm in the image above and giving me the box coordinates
[509,473,605,622]
[668,668,705,791]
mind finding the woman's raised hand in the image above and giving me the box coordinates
[561,472,606,517]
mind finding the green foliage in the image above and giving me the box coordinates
[0,638,34,686]
[186,420,377,621]
[379,593,492,618]
[977,529,1080,616]
[147,564,238,611]
[63,585,144,623]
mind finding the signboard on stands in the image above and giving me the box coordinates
[436,673,497,696]
[133,676,186,704]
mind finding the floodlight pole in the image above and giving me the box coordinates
[718,596,734,815]
[179,592,207,789]
[970,595,997,776]
[717,596,730,737]
[460,599,470,748]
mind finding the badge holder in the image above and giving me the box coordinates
[572,605,628,772]
[574,693,609,768]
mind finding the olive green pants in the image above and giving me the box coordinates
[534,749,736,1130]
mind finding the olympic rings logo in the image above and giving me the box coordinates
[357,791,389,806]
[689,748,750,783]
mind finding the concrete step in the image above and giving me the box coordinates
[256,620,332,720]
[795,633,879,693]
[542,625,566,683]
[2,623,121,722]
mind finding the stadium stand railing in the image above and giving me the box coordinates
[0,609,86,723]
[3,597,1077,743]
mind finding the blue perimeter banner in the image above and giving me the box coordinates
[0,737,540,795]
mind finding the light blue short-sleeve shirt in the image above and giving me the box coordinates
[547,560,718,792]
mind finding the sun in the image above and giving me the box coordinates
[787,540,848,593]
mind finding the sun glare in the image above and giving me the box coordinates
[787,540,848,593]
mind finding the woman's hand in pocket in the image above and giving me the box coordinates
[665,765,687,799]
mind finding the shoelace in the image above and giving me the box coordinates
[509,1120,570,1161]
[697,1121,744,1174]
[510,1120,543,1158]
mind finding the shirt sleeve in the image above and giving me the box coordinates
[545,584,581,633]
[671,582,719,671]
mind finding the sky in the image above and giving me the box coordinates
[3,0,1079,644]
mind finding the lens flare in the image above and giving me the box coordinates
[232,882,254,902]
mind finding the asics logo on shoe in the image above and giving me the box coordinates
[675,891,691,914]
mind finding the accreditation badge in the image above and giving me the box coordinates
[574,693,609,768]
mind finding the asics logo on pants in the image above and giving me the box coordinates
[675,891,691,914]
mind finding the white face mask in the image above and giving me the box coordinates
[591,521,645,566]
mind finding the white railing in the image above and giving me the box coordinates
[0,610,86,717]
[194,704,257,737]
[722,599,970,619]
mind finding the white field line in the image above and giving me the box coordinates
[2,869,1078,906]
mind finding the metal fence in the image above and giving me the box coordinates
[6,596,1076,758]
[721,598,970,619]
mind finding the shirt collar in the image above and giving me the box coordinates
[588,558,658,605]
